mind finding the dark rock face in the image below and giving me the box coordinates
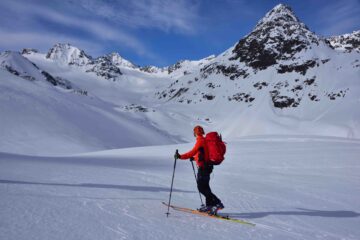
[156,87,190,101]
[42,71,75,89]
[168,61,184,74]
[228,92,255,103]
[230,38,278,70]
[270,90,299,108]
[304,76,316,86]
[21,48,39,55]
[4,65,21,76]
[277,60,318,75]
[253,82,268,90]
[308,93,319,101]
[140,66,154,73]
[169,88,189,100]
[201,63,249,80]
[327,31,360,52]
[203,94,215,100]
[41,71,58,86]
[326,89,348,100]
[86,56,122,81]
[321,59,330,64]
[230,4,319,70]
[54,77,73,89]
[124,104,149,112]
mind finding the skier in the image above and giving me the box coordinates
[174,125,224,214]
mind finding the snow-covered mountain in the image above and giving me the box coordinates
[0,4,359,155]
[108,52,138,69]
[327,30,360,52]
[0,51,72,88]
[0,49,180,155]
[1,4,359,239]
[157,4,356,105]
[155,4,360,138]
[46,43,92,66]
[139,55,216,78]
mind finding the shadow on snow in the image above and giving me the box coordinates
[225,208,360,219]
[0,179,194,193]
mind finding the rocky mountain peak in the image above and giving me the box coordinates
[85,53,123,80]
[230,4,319,70]
[107,52,137,69]
[327,30,360,52]
[46,43,92,66]
[256,4,300,27]
[21,48,39,55]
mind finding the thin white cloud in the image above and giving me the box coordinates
[0,29,106,56]
[36,6,149,56]
[75,0,201,34]
[316,0,360,36]
[0,0,156,58]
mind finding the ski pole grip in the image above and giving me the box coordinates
[175,149,179,160]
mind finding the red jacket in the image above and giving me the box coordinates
[180,135,209,168]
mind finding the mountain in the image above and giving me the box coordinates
[108,52,138,69]
[0,51,72,88]
[156,4,358,106]
[154,4,360,138]
[327,30,360,52]
[1,51,47,81]
[0,4,359,155]
[230,4,320,70]
[139,55,216,78]
[46,43,92,66]
[86,54,123,81]
[0,49,180,155]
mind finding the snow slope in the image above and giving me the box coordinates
[156,4,360,139]
[0,3,359,155]
[0,58,179,155]
[0,137,359,240]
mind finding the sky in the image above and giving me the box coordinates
[0,0,359,67]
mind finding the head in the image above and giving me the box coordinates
[193,125,205,137]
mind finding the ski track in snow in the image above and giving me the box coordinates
[0,138,359,240]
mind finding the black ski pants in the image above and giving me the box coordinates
[197,165,221,206]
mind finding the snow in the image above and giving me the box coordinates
[0,51,45,81]
[0,3,360,238]
[327,31,360,52]
[0,68,180,155]
[0,137,359,240]
[108,52,138,69]
[256,4,299,27]
[46,43,92,66]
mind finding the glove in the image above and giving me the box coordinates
[189,157,195,162]
[174,151,181,159]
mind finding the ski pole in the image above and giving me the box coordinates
[190,160,204,206]
[166,149,178,217]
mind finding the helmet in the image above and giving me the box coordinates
[193,125,205,136]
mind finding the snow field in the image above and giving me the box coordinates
[0,137,359,240]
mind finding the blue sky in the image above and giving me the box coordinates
[0,0,359,66]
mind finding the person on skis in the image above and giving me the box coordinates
[175,125,224,214]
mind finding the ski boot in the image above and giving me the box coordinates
[208,202,225,215]
[198,205,212,213]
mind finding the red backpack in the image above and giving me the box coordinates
[205,132,226,165]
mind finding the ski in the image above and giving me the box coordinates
[162,202,255,226]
